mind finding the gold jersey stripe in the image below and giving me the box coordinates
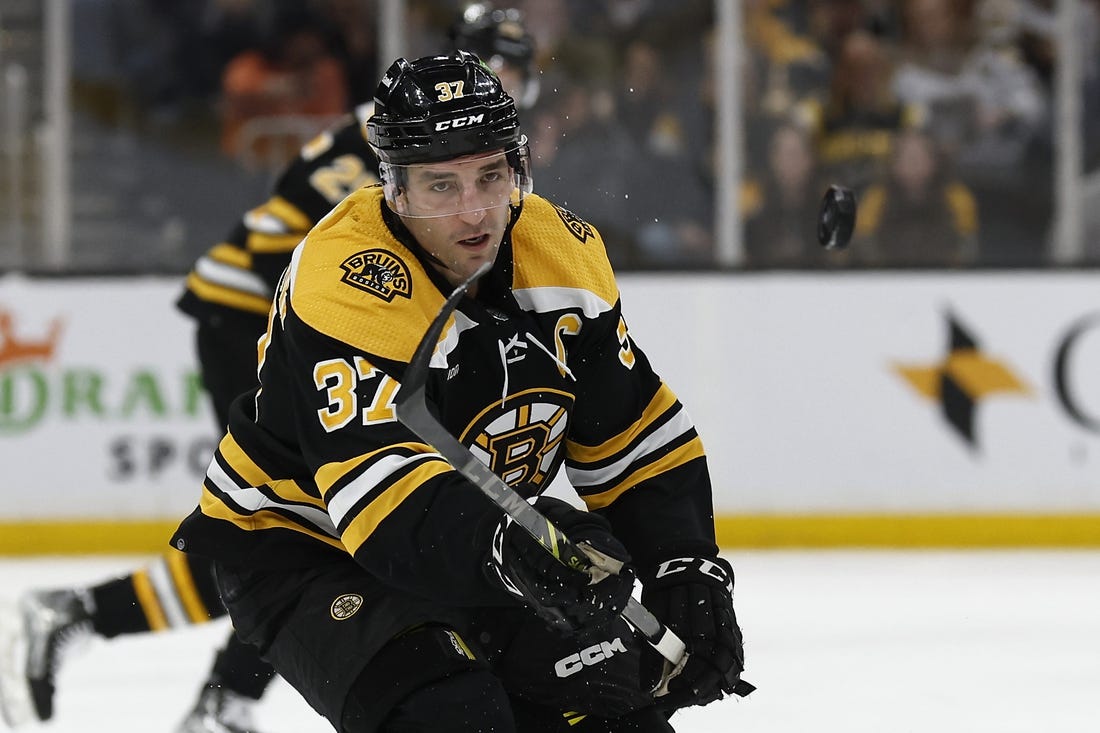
[581,436,706,510]
[185,271,272,315]
[207,243,252,268]
[566,383,679,464]
[245,230,307,254]
[219,433,274,487]
[269,477,324,507]
[340,460,455,553]
[131,568,169,631]
[166,548,211,623]
[198,489,345,550]
[251,196,313,235]
[315,442,436,496]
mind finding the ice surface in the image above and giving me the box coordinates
[0,550,1096,732]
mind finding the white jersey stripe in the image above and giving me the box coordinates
[566,408,695,488]
[326,452,442,526]
[513,286,614,318]
[243,210,292,235]
[195,255,271,297]
[206,456,338,536]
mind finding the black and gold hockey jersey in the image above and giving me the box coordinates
[177,103,380,325]
[173,186,718,606]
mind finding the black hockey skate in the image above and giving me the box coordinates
[175,684,263,733]
[0,588,94,725]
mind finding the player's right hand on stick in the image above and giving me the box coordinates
[485,496,635,634]
[643,555,746,710]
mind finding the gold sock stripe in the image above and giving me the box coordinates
[166,550,212,624]
[131,568,169,631]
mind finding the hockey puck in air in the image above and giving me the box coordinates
[817,184,857,250]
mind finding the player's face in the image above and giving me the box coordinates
[399,151,513,286]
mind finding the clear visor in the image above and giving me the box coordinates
[380,142,533,218]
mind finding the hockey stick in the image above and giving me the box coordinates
[394,262,688,676]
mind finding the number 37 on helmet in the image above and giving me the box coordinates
[366,50,533,219]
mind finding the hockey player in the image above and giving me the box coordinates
[171,50,746,733]
[0,8,540,733]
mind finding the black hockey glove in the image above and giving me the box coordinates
[642,555,745,711]
[486,496,636,635]
[494,612,653,718]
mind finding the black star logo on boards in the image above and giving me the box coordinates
[893,311,1031,449]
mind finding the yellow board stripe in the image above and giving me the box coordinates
[715,514,1100,548]
[131,568,169,631]
[1,514,1100,555]
[0,521,179,555]
[166,548,211,623]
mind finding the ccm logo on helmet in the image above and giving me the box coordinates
[554,637,628,678]
[435,113,485,131]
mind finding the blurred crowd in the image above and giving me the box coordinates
[738,0,1075,269]
[66,0,1100,270]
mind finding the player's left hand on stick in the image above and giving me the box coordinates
[642,555,745,710]
[486,496,636,634]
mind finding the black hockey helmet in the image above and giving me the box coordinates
[449,4,538,108]
[367,50,532,217]
[367,50,525,165]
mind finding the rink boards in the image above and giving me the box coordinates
[1,271,1098,551]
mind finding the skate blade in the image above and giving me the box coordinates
[0,599,36,728]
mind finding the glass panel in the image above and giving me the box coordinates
[0,1,1082,273]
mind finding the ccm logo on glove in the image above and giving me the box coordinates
[554,637,628,678]
[654,557,734,595]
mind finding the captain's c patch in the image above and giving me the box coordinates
[340,249,412,302]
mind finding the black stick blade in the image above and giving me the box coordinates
[397,261,491,402]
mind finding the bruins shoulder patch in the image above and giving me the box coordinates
[554,204,594,243]
[340,249,412,302]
